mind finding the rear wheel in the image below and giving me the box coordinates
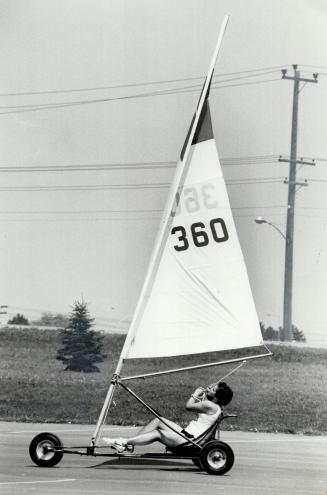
[29,432,64,467]
[200,440,234,475]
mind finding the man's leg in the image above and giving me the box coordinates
[138,417,181,435]
[137,417,161,434]
[102,416,183,451]
[122,427,184,449]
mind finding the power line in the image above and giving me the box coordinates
[0,183,169,192]
[0,205,289,215]
[0,176,286,192]
[0,208,163,215]
[0,217,162,223]
[0,155,281,173]
[300,64,327,70]
[0,161,176,173]
[0,71,279,110]
[0,77,280,116]
[0,65,289,98]
[2,212,327,223]
[149,77,280,99]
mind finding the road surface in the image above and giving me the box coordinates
[0,422,326,494]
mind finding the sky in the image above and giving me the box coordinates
[0,0,327,348]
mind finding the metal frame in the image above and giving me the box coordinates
[46,412,237,463]
[91,349,271,447]
[120,352,272,381]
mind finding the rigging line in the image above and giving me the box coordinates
[217,361,247,383]
[0,70,279,111]
[0,78,280,116]
[0,66,288,98]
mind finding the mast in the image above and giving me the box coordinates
[90,16,229,447]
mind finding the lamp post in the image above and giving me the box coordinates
[255,217,286,240]
[254,217,290,341]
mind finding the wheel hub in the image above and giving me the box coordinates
[207,448,227,470]
[36,440,55,461]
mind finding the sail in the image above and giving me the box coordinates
[125,98,263,359]
[90,18,268,448]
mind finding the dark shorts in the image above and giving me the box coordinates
[181,429,194,439]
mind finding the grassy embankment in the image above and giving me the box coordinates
[0,327,326,435]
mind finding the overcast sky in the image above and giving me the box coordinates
[1,0,327,348]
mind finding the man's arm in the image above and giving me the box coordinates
[186,387,213,413]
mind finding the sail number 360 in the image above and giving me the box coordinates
[171,218,228,251]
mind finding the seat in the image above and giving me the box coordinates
[168,413,237,455]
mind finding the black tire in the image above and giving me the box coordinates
[29,432,64,467]
[199,440,234,475]
[192,458,203,469]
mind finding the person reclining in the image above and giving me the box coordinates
[103,382,233,453]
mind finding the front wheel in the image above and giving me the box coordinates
[200,440,234,475]
[29,432,64,467]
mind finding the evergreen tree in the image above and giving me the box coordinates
[8,313,29,325]
[56,300,106,372]
[292,325,306,342]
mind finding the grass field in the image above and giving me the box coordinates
[0,327,326,435]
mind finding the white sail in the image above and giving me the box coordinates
[90,18,268,447]
[125,97,263,359]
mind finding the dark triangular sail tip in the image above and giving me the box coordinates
[192,99,214,145]
[180,98,214,161]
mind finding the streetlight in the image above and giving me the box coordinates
[254,217,291,342]
[254,217,286,240]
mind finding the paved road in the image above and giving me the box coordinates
[0,422,326,495]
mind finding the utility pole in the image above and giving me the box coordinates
[279,65,318,341]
